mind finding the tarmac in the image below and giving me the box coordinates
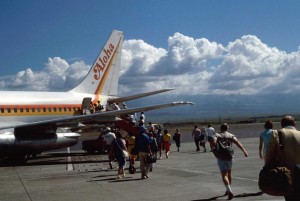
[0,138,284,201]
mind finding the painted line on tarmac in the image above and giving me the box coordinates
[67,147,74,171]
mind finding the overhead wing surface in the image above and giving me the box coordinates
[0,101,194,132]
[108,89,175,103]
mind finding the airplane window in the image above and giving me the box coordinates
[14,108,17,113]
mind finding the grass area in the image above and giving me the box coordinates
[160,113,300,127]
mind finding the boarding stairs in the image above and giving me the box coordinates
[115,116,140,136]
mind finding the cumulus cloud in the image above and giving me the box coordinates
[0,57,90,91]
[120,33,300,95]
[1,33,300,96]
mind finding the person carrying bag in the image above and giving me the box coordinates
[262,115,300,201]
[258,130,293,196]
[110,132,128,179]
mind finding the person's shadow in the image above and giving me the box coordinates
[191,191,264,201]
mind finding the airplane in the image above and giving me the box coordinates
[0,30,193,164]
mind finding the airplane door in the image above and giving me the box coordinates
[82,97,92,114]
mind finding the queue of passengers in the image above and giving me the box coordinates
[101,114,300,200]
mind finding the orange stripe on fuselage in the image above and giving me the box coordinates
[0,103,82,116]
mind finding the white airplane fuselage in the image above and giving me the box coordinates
[0,91,108,126]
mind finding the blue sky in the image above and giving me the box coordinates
[1,0,300,74]
[1,1,300,99]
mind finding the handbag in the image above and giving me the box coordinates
[122,150,129,159]
[114,139,129,159]
[147,155,157,163]
[258,130,293,196]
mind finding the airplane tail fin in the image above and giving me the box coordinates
[69,30,123,96]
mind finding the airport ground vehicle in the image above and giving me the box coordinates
[82,133,107,154]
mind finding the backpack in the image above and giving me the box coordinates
[213,137,234,160]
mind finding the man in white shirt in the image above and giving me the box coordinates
[103,127,116,169]
[140,112,145,122]
[206,124,215,151]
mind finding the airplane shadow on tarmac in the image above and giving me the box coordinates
[0,152,109,167]
[192,191,264,201]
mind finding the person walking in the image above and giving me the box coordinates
[173,129,182,152]
[206,124,215,151]
[109,132,127,179]
[259,120,273,162]
[136,126,152,179]
[192,126,201,151]
[265,115,300,201]
[126,132,136,172]
[148,131,158,172]
[156,128,163,159]
[163,129,172,158]
[103,127,116,169]
[209,123,248,200]
[199,127,207,152]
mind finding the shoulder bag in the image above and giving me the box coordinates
[115,139,129,159]
[258,130,293,196]
[147,155,157,163]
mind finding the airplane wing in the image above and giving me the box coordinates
[1,101,194,131]
[108,89,174,103]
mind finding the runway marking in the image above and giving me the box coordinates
[14,167,33,201]
[67,147,74,171]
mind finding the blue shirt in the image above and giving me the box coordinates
[136,133,151,153]
[260,129,273,156]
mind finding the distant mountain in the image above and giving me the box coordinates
[126,94,300,123]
